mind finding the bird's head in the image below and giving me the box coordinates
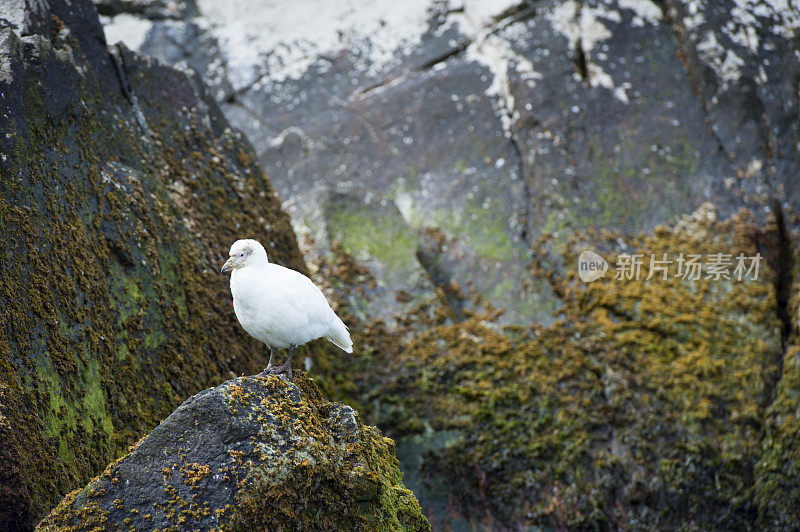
[221,239,268,273]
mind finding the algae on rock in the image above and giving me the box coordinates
[37,373,429,531]
[352,205,794,529]
[0,0,310,528]
[754,287,800,528]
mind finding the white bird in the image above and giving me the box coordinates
[221,239,352,379]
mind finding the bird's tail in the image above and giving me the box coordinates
[326,317,353,353]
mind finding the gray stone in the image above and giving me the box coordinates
[37,375,428,531]
[95,0,800,327]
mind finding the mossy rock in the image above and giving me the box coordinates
[365,205,794,529]
[37,373,429,531]
[755,298,800,528]
[0,0,320,527]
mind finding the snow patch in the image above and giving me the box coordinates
[683,0,800,90]
[467,32,542,134]
[697,31,745,87]
[459,0,520,28]
[617,0,662,25]
[549,0,612,52]
[549,1,639,103]
[194,0,436,89]
[734,0,800,40]
[438,1,543,135]
[102,14,153,50]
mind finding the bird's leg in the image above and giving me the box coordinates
[268,345,296,380]
[266,347,275,370]
[259,347,276,376]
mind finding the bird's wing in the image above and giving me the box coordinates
[270,266,336,322]
[256,265,337,343]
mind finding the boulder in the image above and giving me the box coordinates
[37,374,429,531]
[0,0,308,528]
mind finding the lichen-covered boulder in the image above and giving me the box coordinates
[0,0,309,528]
[37,374,429,531]
[364,205,796,529]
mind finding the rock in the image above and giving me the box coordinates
[94,0,197,20]
[755,343,800,529]
[37,374,429,531]
[371,205,797,529]
[293,189,441,327]
[35,0,800,529]
[95,0,800,327]
[0,0,309,528]
[95,2,800,527]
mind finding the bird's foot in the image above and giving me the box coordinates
[267,360,293,380]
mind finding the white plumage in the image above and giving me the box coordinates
[221,239,352,377]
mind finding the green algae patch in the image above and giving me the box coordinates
[37,374,429,532]
[324,193,419,271]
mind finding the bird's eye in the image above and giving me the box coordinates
[239,253,245,258]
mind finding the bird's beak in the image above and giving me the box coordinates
[221,257,235,274]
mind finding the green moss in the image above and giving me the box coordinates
[230,376,429,531]
[541,132,700,243]
[0,23,311,527]
[81,359,114,438]
[39,375,428,531]
[353,206,787,529]
[428,193,515,263]
[754,274,800,531]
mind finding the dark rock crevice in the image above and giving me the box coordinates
[221,59,276,104]
[94,0,198,20]
[772,202,794,348]
[351,40,470,101]
[510,128,531,246]
[760,200,796,408]
[573,36,589,83]
[415,236,466,321]
[109,43,150,133]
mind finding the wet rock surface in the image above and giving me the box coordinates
[0,0,308,528]
[38,374,428,531]
[99,0,799,326]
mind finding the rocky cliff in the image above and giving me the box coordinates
[95,1,800,529]
[37,373,429,531]
[4,0,799,529]
[367,205,798,529]
[0,0,312,528]
[100,0,800,326]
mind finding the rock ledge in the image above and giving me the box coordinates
[38,374,429,531]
